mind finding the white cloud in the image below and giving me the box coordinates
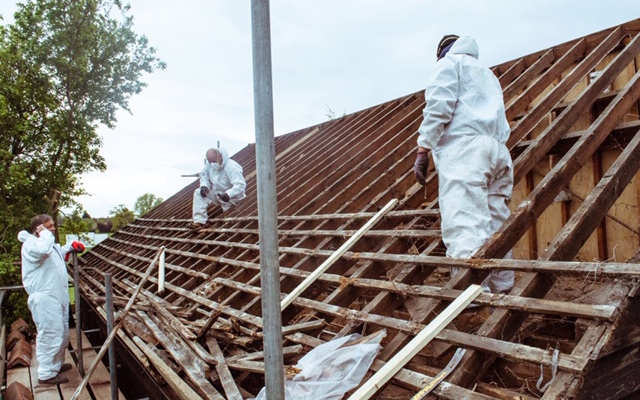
[1,0,638,216]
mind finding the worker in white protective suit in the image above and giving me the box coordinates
[413,34,514,293]
[18,214,85,384]
[190,147,246,229]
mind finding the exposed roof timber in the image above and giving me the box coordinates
[69,17,640,399]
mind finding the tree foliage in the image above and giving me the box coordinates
[0,0,164,324]
[134,193,163,217]
[58,208,96,244]
[109,204,135,231]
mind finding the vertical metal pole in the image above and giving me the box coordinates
[250,1,284,399]
[0,290,5,327]
[73,253,84,376]
[105,274,119,399]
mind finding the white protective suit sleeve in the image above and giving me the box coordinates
[19,229,72,300]
[20,229,71,264]
[417,59,459,150]
[223,162,246,199]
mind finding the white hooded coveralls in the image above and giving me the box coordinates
[417,35,514,293]
[18,229,72,380]
[193,147,246,223]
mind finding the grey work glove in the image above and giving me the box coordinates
[217,192,230,202]
[200,186,210,197]
[413,151,430,186]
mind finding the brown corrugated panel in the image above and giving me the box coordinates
[5,381,33,400]
[6,330,25,351]
[9,319,30,337]
[7,338,32,369]
[76,18,640,400]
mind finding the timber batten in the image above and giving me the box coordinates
[74,18,640,400]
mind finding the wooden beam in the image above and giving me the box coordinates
[542,128,640,260]
[512,29,639,185]
[504,43,582,123]
[281,198,398,310]
[287,294,587,373]
[215,274,617,322]
[133,336,205,400]
[506,28,621,149]
[138,208,438,224]
[484,46,640,260]
[136,311,223,400]
[71,247,163,400]
[446,58,640,391]
[347,285,482,400]
[496,57,526,91]
[109,231,640,280]
[206,338,243,400]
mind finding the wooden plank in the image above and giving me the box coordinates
[144,293,196,340]
[227,345,303,363]
[29,344,62,400]
[139,208,438,224]
[136,311,224,400]
[506,29,620,148]
[446,65,640,390]
[133,336,205,400]
[89,249,264,329]
[71,247,163,400]
[207,338,243,400]
[57,349,92,400]
[505,39,592,123]
[347,285,483,400]
[288,294,587,373]
[512,30,640,185]
[483,52,640,260]
[179,227,440,238]
[542,129,640,260]
[281,198,398,310]
[6,364,33,397]
[281,320,325,335]
[107,230,640,280]
[217,274,617,322]
[68,328,123,400]
[496,56,525,91]
[502,49,554,101]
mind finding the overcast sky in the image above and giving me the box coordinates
[1,1,638,217]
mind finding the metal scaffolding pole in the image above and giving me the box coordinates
[73,253,84,376]
[105,273,119,400]
[250,1,285,399]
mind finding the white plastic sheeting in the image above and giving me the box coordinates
[254,330,385,400]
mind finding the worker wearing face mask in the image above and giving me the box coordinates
[190,147,246,229]
[414,34,514,293]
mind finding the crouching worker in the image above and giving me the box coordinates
[190,147,246,230]
[18,214,85,384]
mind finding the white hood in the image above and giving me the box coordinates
[447,35,479,60]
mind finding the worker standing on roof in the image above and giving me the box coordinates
[17,214,85,384]
[190,147,246,229]
[413,34,514,293]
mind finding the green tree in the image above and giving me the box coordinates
[58,208,97,245]
[134,193,163,217]
[0,0,164,325]
[109,204,135,232]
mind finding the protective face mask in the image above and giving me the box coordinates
[211,162,223,171]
